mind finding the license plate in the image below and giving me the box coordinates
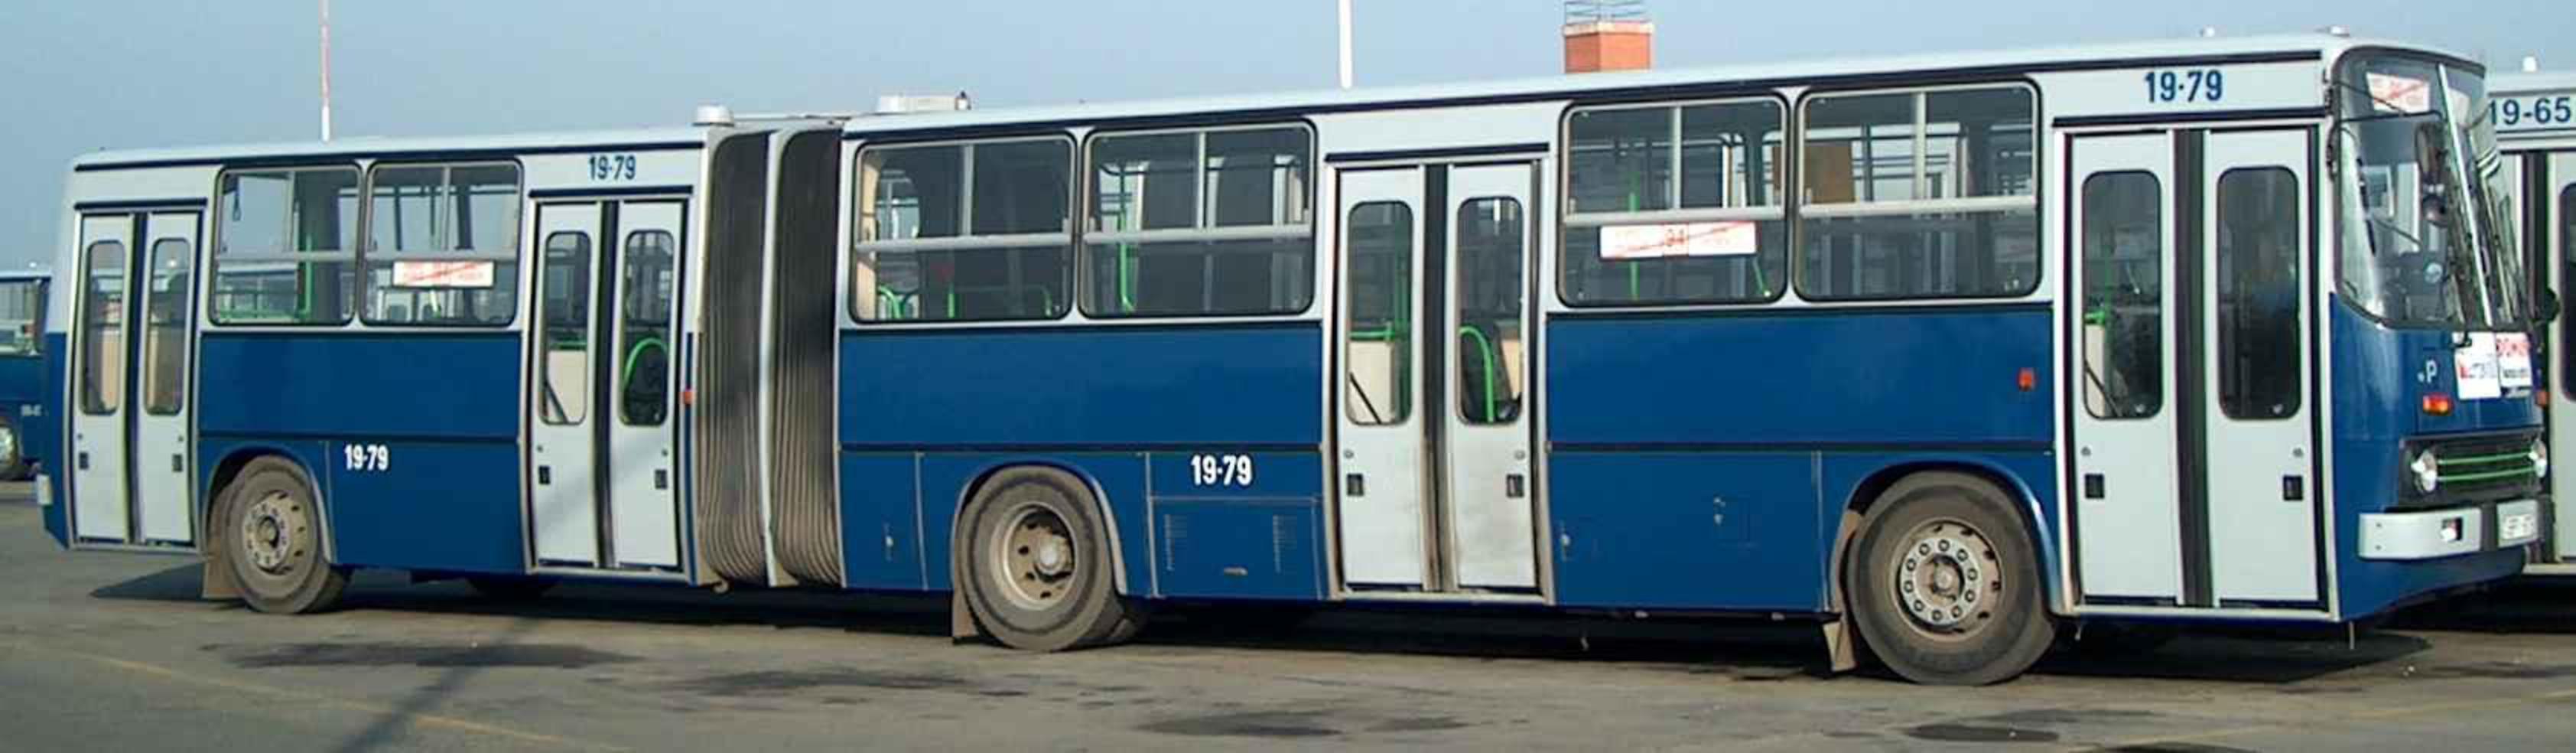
[2500,510,2539,543]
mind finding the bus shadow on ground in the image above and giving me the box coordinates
[2385,582,2576,635]
[96,563,2568,685]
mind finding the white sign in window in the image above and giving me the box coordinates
[392,260,497,288]
[1600,222,1759,259]
[2366,73,2431,114]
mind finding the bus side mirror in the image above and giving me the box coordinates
[2539,290,2563,325]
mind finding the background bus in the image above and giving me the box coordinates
[43,34,2542,686]
[0,269,47,480]
[2496,70,2576,574]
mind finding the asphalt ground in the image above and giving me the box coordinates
[5,484,2576,751]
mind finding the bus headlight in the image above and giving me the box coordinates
[2411,449,2441,494]
[2531,441,2549,480]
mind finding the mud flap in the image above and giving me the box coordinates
[1821,508,1865,674]
[951,588,983,643]
[200,556,241,600]
[1821,618,1858,673]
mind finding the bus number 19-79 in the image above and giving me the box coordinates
[2145,69,2224,103]
[342,443,390,472]
[1189,454,1253,487]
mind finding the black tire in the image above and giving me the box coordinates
[0,413,29,482]
[466,576,557,601]
[959,467,1141,651]
[216,458,350,614]
[1846,472,2054,686]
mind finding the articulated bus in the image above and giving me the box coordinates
[0,269,48,481]
[2496,71,2576,573]
[44,34,2545,685]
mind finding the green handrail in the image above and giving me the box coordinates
[1458,324,1501,422]
[622,336,666,389]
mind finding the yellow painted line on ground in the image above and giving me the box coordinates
[2077,686,2576,751]
[2,640,625,751]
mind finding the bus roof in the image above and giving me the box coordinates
[69,126,709,173]
[72,32,2472,171]
[2496,71,2576,94]
[839,32,2463,138]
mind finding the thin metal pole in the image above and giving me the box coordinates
[320,0,333,141]
[1339,0,1360,89]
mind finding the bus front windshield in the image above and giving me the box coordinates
[2335,54,2526,331]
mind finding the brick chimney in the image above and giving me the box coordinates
[1564,19,1654,73]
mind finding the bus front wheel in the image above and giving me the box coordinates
[958,467,1141,651]
[1846,472,2054,686]
[216,458,350,614]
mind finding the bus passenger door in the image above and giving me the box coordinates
[530,202,603,566]
[604,200,683,569]
[69,214,135,543]
[130,212,200,544]
[1336,168,1429,588]
[1442,164,1537,590]
[2067,134,2183,601]
[2197,129,2317,605]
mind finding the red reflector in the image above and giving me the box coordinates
[2016,367,2037,392]
[2422,393,2454,416]
[2539,390,2551,408]
[682,387,696,407]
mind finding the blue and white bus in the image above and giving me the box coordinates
[0,269,49,480]
[2496,70,2576,574]
[43,33,2545,685]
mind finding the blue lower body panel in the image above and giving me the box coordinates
[839,452,924,590]
[323,440,522,573]
[1153,498,1324,600]
[1551,451,1825,611]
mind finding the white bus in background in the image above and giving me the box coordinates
[2497,69,2576,574]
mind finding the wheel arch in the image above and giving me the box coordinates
[947,459,1134,598]
[1824,458,2060,621]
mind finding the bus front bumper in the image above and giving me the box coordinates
[2360,499,2541,560]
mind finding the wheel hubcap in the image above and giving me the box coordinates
[1894,519,1999,634]
[239,491,303,575]
[0,425,17,461]
[993,505,1076,611]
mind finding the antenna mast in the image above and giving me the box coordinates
[1338,0,1354,89]
[320,0,333,141]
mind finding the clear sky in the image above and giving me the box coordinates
[3,0,2568,266]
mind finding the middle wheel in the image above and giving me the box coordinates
[961,467,1140,651]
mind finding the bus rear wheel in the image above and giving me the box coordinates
[959,467,1140,651]
[216,458,350,614]
[1846,472,2053,686]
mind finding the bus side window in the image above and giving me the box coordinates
[538,232,592,425]
[620,230,675,426]
[142,239,192,416]
[1344,201,1413,425]
[2216,168,2303,419]
[2080,171,2164,419]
